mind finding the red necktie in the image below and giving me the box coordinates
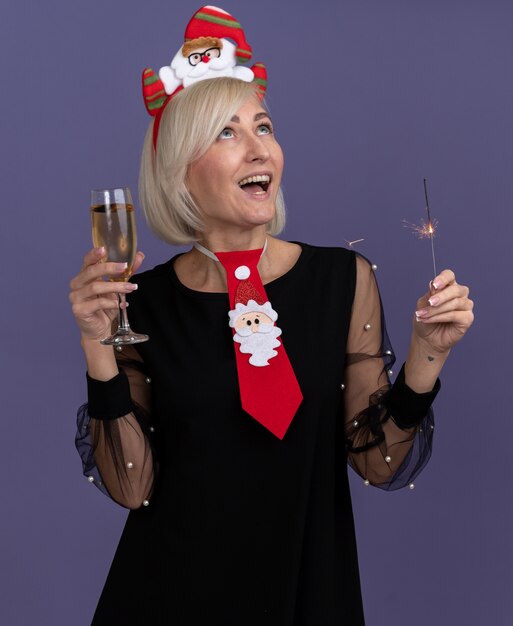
[216,247,303,439]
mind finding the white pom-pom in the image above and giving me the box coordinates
[235,265,251,280]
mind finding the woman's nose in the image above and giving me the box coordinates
[245,135,269,162]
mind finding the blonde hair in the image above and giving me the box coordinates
[139,77,286,245]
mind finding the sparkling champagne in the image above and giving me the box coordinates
[91,203,136,281]
[89,187,148,344]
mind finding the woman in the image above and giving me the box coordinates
[70,77,473,625]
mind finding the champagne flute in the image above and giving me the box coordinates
[90,187,149,345]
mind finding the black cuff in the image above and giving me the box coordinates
[86,369,134,420]
[386,364,440,429]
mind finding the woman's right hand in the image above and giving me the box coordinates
[69,247,144,342]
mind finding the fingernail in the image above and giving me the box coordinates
[97,246,105,255]
[126,283,138,290]
[432,280,442,290]
[116,262,128,269]
[415,309,428,318]
[428,296,439,306]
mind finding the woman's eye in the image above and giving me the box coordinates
[218,128,234,139]
[257,124,272,135]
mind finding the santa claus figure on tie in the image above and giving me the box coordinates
[228,266,282,368]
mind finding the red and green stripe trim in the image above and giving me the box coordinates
[143,69,160,85]
[195,10,241,29]
[142,68,167,116]
[236,47,252,63]
[146,96,167,112]
[251,63,267,95]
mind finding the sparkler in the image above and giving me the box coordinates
[403,178,438,278]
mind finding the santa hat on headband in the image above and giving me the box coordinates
[184,6,252,64]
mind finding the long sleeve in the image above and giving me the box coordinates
[343,254,439,490]
[75,345,157,509]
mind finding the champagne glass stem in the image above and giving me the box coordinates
[117,293,131,334]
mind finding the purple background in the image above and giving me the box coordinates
[1,1,511,624]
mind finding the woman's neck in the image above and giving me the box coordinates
[194,238,268,262]
[174,235,301,293]
[188,233,273,292]
[196,227,268,254]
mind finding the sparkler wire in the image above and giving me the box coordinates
[423,179,437,278]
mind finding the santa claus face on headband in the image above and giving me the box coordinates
[159,36,254,94]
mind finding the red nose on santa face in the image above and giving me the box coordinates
[201,54,210,63]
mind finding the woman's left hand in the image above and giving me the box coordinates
[413,269,474,355]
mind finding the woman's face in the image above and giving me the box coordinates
[186,96,284,235]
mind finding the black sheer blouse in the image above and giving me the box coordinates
[77,248,438,503]
[75,244,439,625]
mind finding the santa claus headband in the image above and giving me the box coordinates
[142,5,268,150]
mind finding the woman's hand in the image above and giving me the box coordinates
[412,269,474,355]
[69,247,145,342]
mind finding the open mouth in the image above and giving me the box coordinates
[238,174,271,195]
